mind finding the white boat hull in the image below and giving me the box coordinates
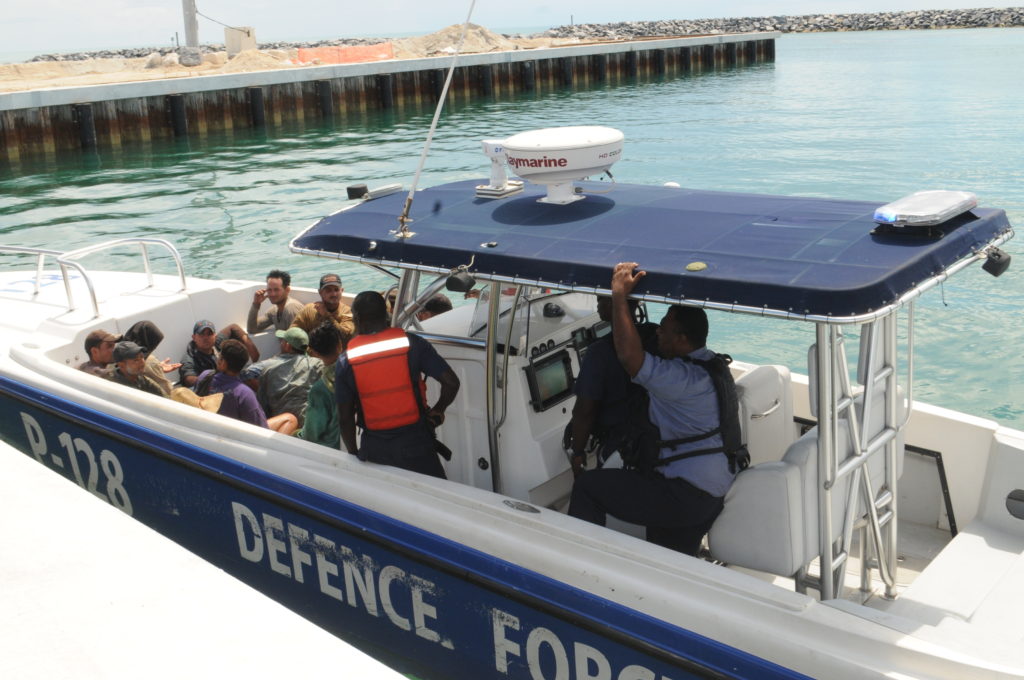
[2,266,1023,679]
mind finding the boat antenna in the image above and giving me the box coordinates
[394,0,478,239]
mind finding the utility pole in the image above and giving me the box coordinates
[182,0,199,47]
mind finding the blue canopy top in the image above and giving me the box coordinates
[291,179,1012,320]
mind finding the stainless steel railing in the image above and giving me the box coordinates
[1,239,187,319]
[0,246,65,298]
[58,239,187,318]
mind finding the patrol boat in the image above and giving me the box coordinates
[1,127,1021,679]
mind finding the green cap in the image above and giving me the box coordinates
[275,327,309,351]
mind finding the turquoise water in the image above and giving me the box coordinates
[1,28,1022,426]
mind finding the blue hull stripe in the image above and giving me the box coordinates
[0,375,809,680]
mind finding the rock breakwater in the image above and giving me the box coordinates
[542,7,1024,40]
[24,7,1024,63]
[27,37,384,63]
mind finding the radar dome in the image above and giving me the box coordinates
[502,126,623,204]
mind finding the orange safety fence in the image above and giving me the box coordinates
[296,43,395,65]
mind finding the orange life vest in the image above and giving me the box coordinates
[347,328,424,431]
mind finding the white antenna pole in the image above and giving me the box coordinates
[395,0,478,238]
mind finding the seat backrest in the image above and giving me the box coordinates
[707,458,805,576]
[781,421,857,566]
[709,421,856,577]
[735,364,795,466]
[711,338,905,579]
[789,335,904,567]
[708,362,806,577]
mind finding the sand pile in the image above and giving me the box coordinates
[0,50,295,92]
[5,58,145,77]
[218,49,295,73]
[392,23,521,59]
[0,24,573,93]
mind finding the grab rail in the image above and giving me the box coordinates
[0,246,64,298]
[56,239,187,318]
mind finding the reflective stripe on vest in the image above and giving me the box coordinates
[347,328,421,431]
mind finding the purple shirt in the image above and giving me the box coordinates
[197,370,268,428]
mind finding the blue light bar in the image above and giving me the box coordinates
[874,190,978,227]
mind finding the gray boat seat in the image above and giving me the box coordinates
[735,364,795,466]
[708,425,829,577]
[709,336,905,580]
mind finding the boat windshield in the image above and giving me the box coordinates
[468,288,592,354]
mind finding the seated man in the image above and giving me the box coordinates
[568,296,656,476]
[291,273,355,348]
[296,321,343,448]
[416,293,453,321]
[107,341,166,397]
[194,339,297,434]
[568,262,739,556]
[335,291,460,478]
[383,289,398,317]
[121,320,180,396]
[78,329,117,376]
[179,319,259,388]
[255,327,320,424]
[247,269,306,334]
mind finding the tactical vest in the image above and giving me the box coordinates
[347,328,424,431]
[620,353,750,475]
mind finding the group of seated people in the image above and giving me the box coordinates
[78,261,738,557]
[77,269,453,454]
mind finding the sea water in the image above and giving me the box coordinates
[1,28,1021,426]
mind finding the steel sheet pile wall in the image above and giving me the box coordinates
[0,34,775,166]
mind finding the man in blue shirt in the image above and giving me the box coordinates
[568,262,736,555]
[568,296,656,476]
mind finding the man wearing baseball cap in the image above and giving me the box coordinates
[78,328,118,377]
[179,319,259,388]
[289,273,355,348]
[252,326,320,424]
[108,341,165,396]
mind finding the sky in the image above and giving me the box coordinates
[1,1,1008,55]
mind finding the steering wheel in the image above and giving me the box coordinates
[633,301,648,325]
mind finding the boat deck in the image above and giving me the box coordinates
[725,519,952,606]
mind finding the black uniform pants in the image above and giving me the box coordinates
[360,424,446,479]
[568,468,723,556]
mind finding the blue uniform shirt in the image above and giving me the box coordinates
[632,347,735,497]
[573,337,632,431]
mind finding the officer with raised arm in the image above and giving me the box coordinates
[568,262,740,555]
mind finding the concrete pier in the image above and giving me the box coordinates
[0,442,405,679]
[0,33,776,166]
